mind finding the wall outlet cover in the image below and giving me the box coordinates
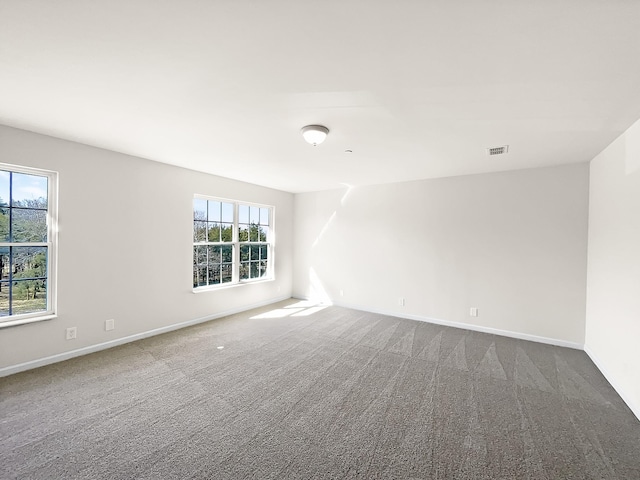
[66,327,77,340]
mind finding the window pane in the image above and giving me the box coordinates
[11,173,48,208]
[251,246,259,261]
[0,246,49,316]
[208,201,221,222]
[0,281,9,317]
[0,171,8,244]
[208,245,221,264]
[208,264,221,285]
[0,208,8,242]
[249,224,259,242]
[240,263,249,280]
[260,245,268,260]
[0,171,9,209]
[222,202,234,223]
[10,279,47,315]
[221,264,233,283]
[221,245,233,263]
[259,260,268,277]
[239,224,249,242]
[240,245,249,262]
[207,223,221,242]
[11,208,47,242]
[194,245,207,265]
[260,207,269,225]
[197,266,207,286]
[250,262,259,278]
[239,204,249,224]
[194,221,207,242]
[258,225,269,242]
[193,199,207,220]
[13,247,47,280]
[250,206,259,224]
[0,249,8,281]
[221,223,233,242]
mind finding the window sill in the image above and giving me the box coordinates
[0,314,57,329]
[192,277,274,294]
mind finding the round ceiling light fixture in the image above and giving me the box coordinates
[301,125,329,146]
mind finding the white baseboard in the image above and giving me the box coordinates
[0,295,291,378]
[584,345,640,422]
[293,296,584,350]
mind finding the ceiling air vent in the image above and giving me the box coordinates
[487,145,509,156]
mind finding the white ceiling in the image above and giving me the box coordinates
[1,1,639,193]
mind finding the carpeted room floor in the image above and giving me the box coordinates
[1,299,639,479]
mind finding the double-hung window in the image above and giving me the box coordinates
[193,196,272,289]
[0,164,57,325]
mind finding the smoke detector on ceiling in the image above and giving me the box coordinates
[487,145,509,156]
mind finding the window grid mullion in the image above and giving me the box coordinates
[234,202,239,283]
[8,172,13,315]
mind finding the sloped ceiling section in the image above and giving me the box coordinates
[1,0,639,193]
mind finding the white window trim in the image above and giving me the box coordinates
[192,194,274,292]
[0,163,58,328]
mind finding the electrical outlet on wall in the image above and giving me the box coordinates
[105,319,115,331]
[66,327,77,340]
[398,297,405,306]
[469,307,479,317]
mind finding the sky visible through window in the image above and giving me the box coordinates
[0,171,48,204]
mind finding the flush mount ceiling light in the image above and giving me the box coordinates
[301,125,329,146]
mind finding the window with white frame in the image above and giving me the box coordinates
[193,196,272,289]
[0,164,57,325]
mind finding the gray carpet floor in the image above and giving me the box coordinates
[1,299,639,479]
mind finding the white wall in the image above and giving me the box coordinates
[585,118,640,419]
[293,164,589,345]
[0,125,293,371]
